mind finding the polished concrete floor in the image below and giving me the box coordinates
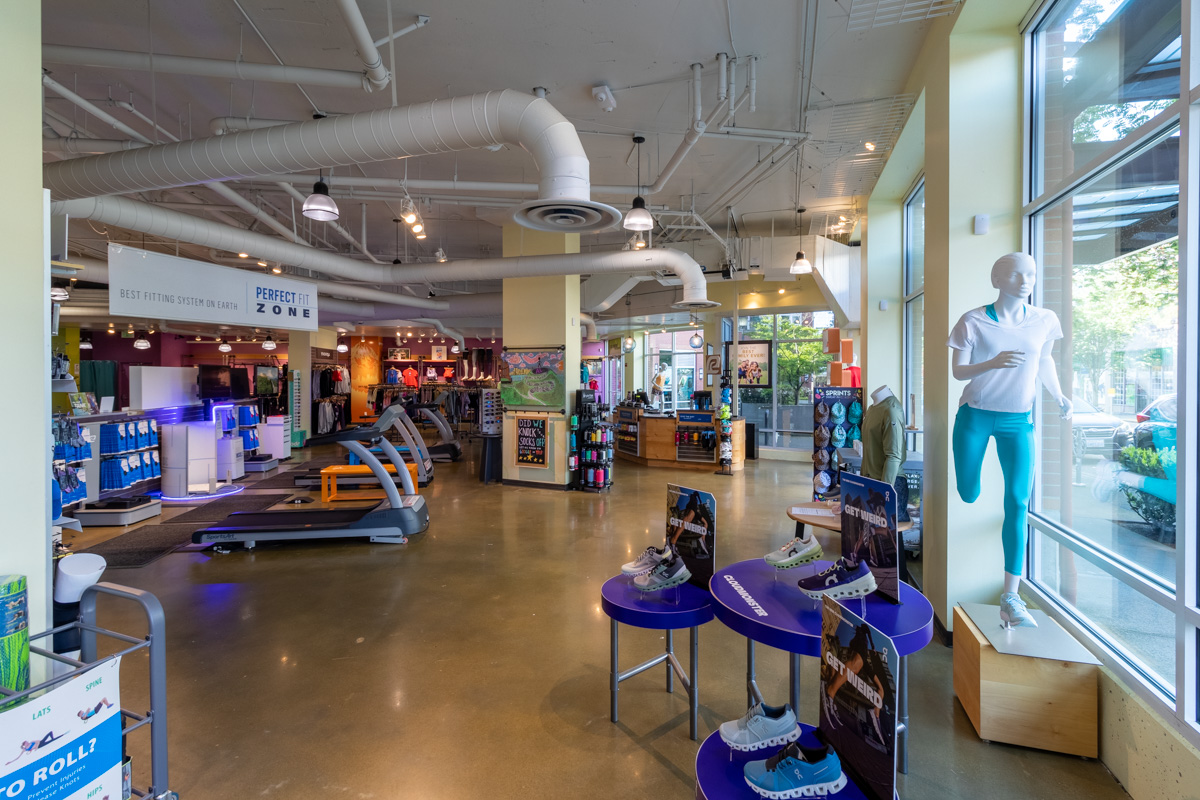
[68,441,1132,799]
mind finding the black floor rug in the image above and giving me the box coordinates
[169,493,292,523]
[80,524,206,569]
[250,473,310,489]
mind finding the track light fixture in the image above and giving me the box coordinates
[623,135,654,231]
[262,335,277,351]
[399,198,418,225]
[435,248,447,263]
[302,172,339,221]
[271,265,282,274]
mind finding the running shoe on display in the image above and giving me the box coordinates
[1090,459,1122,503]
[797,558,876,600]
[633,553,692,592]
[621,545,669,576]
[999,591,1039,630]
[743,738,848,799]
[765,534,823,569]
[719,702,801,752]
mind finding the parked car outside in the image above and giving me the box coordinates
[1133,393,1177,451]
[1071,396,1133,460]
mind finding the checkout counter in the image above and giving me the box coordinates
[613,406,745,471]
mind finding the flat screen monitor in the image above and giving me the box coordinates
[255,366,280,397]
[230,367,251,400]
[198,365,233,399]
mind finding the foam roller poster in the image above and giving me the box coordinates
[812,386,863,501]
[840,472,900,603]
[665,484,716,590]
[820,598,897,800]
[499,350,566,409]
[0,657,123,800]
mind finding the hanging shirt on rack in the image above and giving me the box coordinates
[442,366,455,382]
[386,367,401,385]
[402,367,419,387]
[426,366,438,381]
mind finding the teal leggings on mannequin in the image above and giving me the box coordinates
[952,405,1034,576]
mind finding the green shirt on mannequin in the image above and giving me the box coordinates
[861,394,906,485]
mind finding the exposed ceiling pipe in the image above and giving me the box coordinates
[692,63,703,123]
[718,53,728,104]
[331,0,391,91]
[728,58,737,117]
[274,182,381,262]
[54,196,714,307]
[42,74,152,144]
[204,181,306,244]
[43,90,618,232]
[749,56,758,113]
[411,318,466,351]
[43,44,374,91]
[580,313,597,341]
[698,143,794,221]
[43,137,144,154]
[372,14,430,48]
[209,116,298,135]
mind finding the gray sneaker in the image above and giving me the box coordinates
[765,535,823,569]
[999,592,1038,630]
[622,546,669,576]
[719,702,801,752]
[633,554,691,592]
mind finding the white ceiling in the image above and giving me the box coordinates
[43,0,942,334]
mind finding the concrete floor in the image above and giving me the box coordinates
[68,441,1132,799]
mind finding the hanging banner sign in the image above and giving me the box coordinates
[108,244,318,331]
[515,417,548,467]
[0,657,123,800]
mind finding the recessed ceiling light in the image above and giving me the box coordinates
[778,288,786,294]
[864,142,876,151]
[257,260,268,267]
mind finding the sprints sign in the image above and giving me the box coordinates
[108,244,318,331]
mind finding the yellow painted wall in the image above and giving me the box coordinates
[52,325,81,413]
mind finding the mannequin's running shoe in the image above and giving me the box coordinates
[999,592,1038,629]
[634,554,691,592]
[797,559,876,600]
[821,693,842,728]
[765,535,823,569]
[743,738,847,799]
[719,702,800,752]
[1091,459,1123,503]
[621,546,669,576]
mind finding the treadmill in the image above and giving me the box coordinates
[412,403,462,462]
[290,405,436,489]
[192,406,430,548]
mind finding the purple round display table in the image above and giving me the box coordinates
[695,724,873,800]
[601,575,714,741]
[709,559,934,773]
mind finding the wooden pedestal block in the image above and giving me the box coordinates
[952,605,1098,757]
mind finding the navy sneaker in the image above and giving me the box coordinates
[743,738,848,798]
[797,558,877,600]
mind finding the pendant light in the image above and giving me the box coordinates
[621,297,636,353]
[133,331,151,350]
[790,207,812,274]
[451,343,461,354]
[337,340,349,353]
[218,342,232,353]
[50,286,69,302]
[262,334,277,351]
[302,171,339,221]
[623,135,654,231]
[392,218,403,264]
[79,332,93,350]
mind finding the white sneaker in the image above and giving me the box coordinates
[719,702,801,752]
[633,555,691,592]
[764,534,823,569]
[999,592,1038,629]
[621,546,668,576]
[1091,459,1123,503]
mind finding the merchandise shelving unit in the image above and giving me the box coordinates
[615,407,640,456]
[675,424,716,464]
[575,389,613,492]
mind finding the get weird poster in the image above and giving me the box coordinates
[500,350,566,409]
[665,484,716,590]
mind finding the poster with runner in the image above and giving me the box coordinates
[0,657,123,800]
[840,472,900,603]
[666,484,716,590]
[820,598,897,800]
[500,350,566,409]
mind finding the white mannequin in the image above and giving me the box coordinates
[871,385,894,404]
[949,253,1072,626]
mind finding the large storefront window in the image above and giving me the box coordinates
[904,180,925,445]
[645,331,701,412]
[1028,0,1188,715]
[729,311,836,450]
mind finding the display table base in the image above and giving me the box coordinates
[695,724,875,800]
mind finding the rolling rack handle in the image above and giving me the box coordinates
[80,582,176,800]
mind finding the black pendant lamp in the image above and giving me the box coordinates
[623,135,654,231]
[302,171,339,221]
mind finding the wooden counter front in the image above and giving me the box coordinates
[614,410,746,472]
[641,416,678,461]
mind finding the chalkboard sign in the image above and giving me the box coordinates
[516,417,548,467]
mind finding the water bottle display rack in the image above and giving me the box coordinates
[0,583,177,800]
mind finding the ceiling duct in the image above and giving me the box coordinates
[53,196,714,307]
[42,90,621,233]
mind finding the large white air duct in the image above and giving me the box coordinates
[53,196,714,308]
[43,90,620,233]
[411,318,467,351]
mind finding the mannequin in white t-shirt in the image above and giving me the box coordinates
[948,252,1072,630]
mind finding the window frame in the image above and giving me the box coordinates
[903,177,926,434]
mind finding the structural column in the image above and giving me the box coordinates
[289,330,312,439]
[501,226,582,487]
[1,0,52,640]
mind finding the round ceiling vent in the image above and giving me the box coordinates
[512,198,622,233]
[672,298,723,310]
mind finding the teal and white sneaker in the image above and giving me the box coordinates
[764,535,823,569]
[622,546,669,576]
[719,702,801,752]
[633,554,691,592]
[743,738,848,799]
[999,592,1038,629]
